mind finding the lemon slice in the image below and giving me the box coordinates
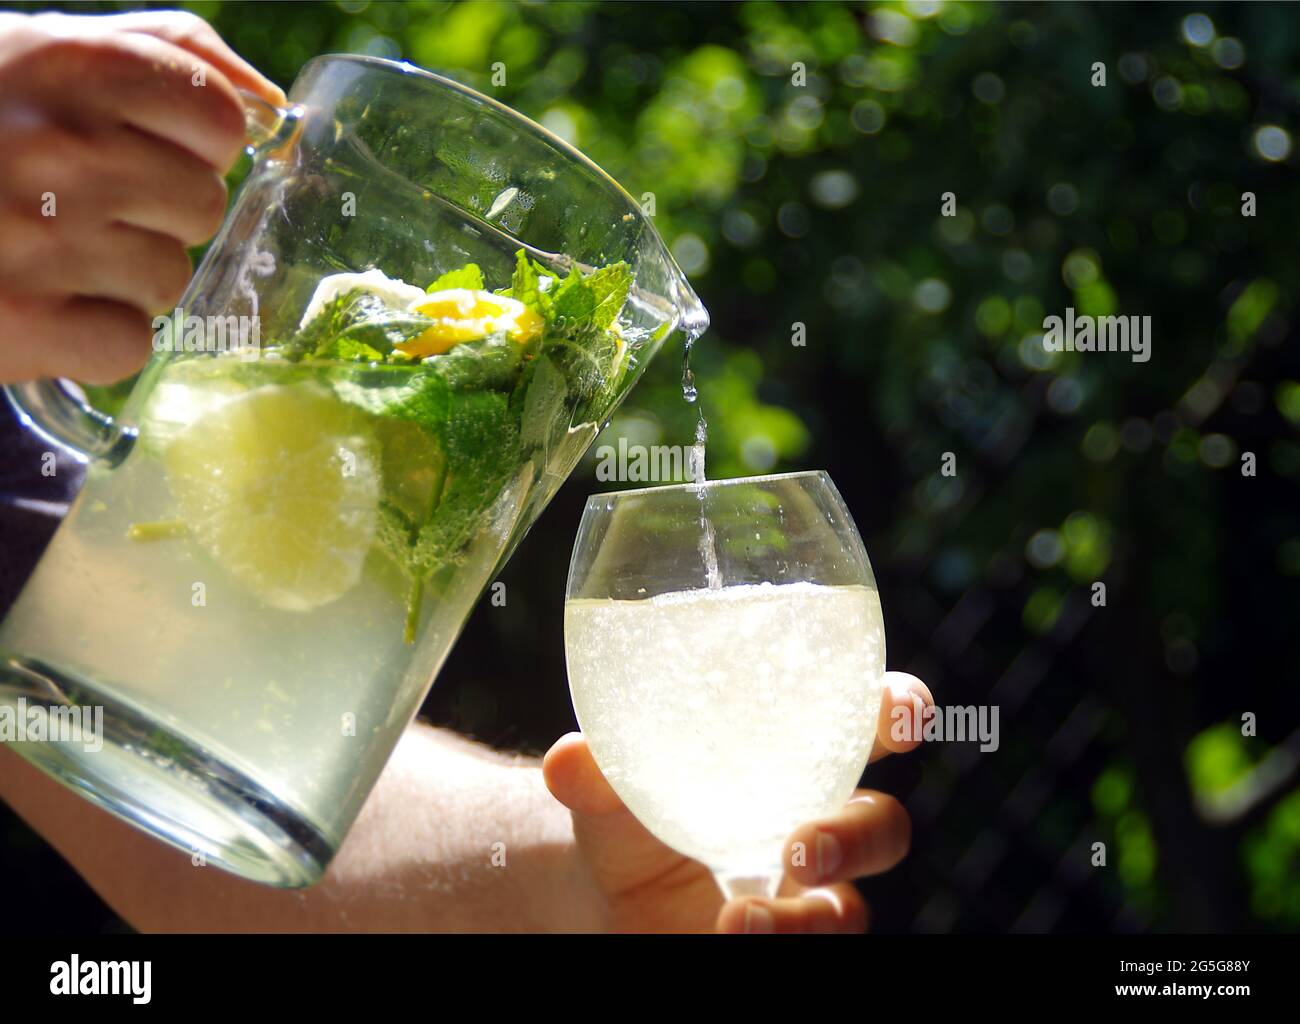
[163,383,381,611]
[298,269,428,329]
[396,289,543,357]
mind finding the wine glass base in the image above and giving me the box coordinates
[713,870,783,901]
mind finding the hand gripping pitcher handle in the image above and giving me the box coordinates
[3,90,304,464]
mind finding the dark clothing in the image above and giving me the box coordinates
[0,402,82,616]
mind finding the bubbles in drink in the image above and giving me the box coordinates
[566,582,885,877]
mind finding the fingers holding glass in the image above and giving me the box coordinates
[783,790,912,888]
[870,671,935,762]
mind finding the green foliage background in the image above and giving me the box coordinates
[5,0,1299,933]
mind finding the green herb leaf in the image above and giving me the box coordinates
[426,263,486,292]
[281,289,435,363]
[519,353,570,459]
[410,389,521,575]
[330,362,521,621]
[427,334,524,392]
[550,268,596,323]
[504,250,555,320]
[265,252,637,642]
[547,325,622,404]
[581,262,634,330]
[335,337,388,362]
[549,261,632,333]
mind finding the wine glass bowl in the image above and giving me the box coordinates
[563,471,886,900]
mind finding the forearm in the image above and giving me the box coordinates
[0,721,608,932]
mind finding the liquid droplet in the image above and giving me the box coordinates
[681,335,699,404]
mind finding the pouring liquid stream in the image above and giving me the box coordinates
[683,337,722,590]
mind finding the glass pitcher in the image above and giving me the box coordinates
[0,55,707,888]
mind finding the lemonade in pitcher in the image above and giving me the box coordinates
[0,250,643,884]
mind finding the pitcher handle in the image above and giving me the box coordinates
[239,88,305,156]
[3,379,127,463]
[2,91,304,463]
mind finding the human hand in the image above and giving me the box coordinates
[0,10,284,384]
[543,671,933,933]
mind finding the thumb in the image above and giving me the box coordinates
[541,732,624,816]
[542,733,679,887]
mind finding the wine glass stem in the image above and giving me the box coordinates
[713,869,782,901]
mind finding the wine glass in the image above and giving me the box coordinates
[563,471,886,900]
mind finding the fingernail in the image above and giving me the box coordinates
[744,903,774,934]
[816,830,842,879]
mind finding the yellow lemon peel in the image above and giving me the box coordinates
[396,289,543,357]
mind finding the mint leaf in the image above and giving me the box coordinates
[280,289,434,362]
[333,308,435,359]
[582,262,634,330]
[519,353,570,459]
[410,389,520,574]
[428,334,523,393]
[504,250,554,320]
[266,253,637,643]
[426,263,485,292]
[335,337,387,361]
[550,268,596,323]
[549,262,632,332]
[275,291,357,361]
[519,255,634,432]
[383,370,452,427]
[546,327,617,404]
[507,253,633,428]
[539,258,632,422]
[328,362,521,614]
